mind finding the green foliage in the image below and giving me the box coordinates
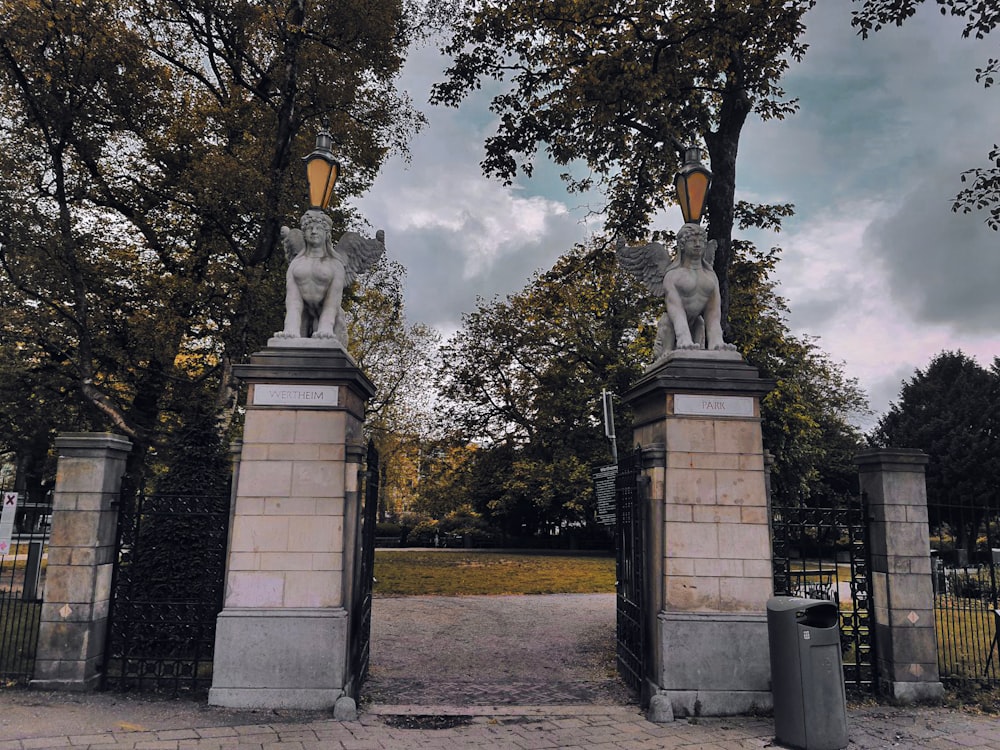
[406,520,441,546]
[435,237,657,534]
[0,0,432,477]
[433,0,815,320]
[433,223,865,526]
[869,352,1000,549]
[852,0,1000,230]
[347,257,441,518]
[151,390,232,496]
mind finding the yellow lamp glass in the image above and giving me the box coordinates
[306,156,339,210]
[675,169,710,224]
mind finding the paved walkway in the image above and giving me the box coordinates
[0,698,999,749]
[3,595,997,748]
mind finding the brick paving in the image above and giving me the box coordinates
[0,700,998,749]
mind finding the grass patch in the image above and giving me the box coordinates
[373,550,616,596]
[935,596,999,681]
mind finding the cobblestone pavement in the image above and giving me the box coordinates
[362,677,631,706]
[0,700,999,749]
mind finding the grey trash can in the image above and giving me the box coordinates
[767,596,848,750]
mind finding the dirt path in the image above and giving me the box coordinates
[364,593,634,706]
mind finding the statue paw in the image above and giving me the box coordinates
[274,331,298,339]
[677,342,701,350]
[311,330,341,342]
[710,342,738,351]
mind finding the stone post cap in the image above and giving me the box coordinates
[854,448,929,471]
[54,432,133,454]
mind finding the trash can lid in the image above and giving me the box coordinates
[766,596,815,612]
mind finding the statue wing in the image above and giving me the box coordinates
[705,239,717,268]
[281,226,305,262]
[616,237,671,296]
[335,229,386,283]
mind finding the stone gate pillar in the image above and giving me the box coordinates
[624,352,774,718]
[209,345,374,710]
[31,432,132,691]
[855,448,944,702]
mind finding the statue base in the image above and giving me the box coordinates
[266,335,349,352]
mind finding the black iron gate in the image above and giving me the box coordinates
[928,495,999,686]
[615,447,646,694]
[770,493,874,694]
[0,495,49,685]
[103,490,230,693]
[348,440,379,696]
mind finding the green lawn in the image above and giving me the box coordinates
[373,550,616,596]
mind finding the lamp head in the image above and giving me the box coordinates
[674,146,712,224]
[304,128,340,210]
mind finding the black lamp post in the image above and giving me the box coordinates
[674,146,712,224]
[303,128,341,210]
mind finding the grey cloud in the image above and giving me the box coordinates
[864,172,1000,332]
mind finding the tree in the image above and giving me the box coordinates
[432,0,815,326]
[436,223,866,531]
[869,351,1000,555]
[0,0,434,480]
[851,0,1000,229]
[435,237,658,534]
[347,257,441,519]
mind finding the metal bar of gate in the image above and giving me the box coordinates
[0,498,47,685]
[615,447,645,694]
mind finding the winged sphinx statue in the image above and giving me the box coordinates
[617,222,736,366]
[273,209,385,347]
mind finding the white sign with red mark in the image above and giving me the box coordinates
[0,491,19,555]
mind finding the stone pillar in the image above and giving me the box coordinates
[31,433,132,691]
[856,448,944,702]
[209,345,374,710]
[625,352,774,718]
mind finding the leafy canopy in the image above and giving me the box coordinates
[0,0,433,478]
[869,351,1000,510]
[433,0,815,324]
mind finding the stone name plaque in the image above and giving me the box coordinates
[674,394,753,417]
[253,384,340,407]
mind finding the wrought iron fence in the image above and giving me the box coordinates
[0,497,49,685]
[770,494,875,694]
[615,447,645,695]
[103,491,230,694]
[928,496,999,686]
[348,440,379,697]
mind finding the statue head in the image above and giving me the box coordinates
[675,223,713,269]
[300,209,335,257]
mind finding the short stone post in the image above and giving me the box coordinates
[856,448,944,702]
[31,433,132,691]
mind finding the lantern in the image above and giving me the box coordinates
[303,128,341,210]
[674,146,712,224]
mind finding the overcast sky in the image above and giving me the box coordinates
[355,2,1000,429]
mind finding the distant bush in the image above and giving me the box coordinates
[407,520,440,546]
[948,569,992,600]
[376,522,403,538]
